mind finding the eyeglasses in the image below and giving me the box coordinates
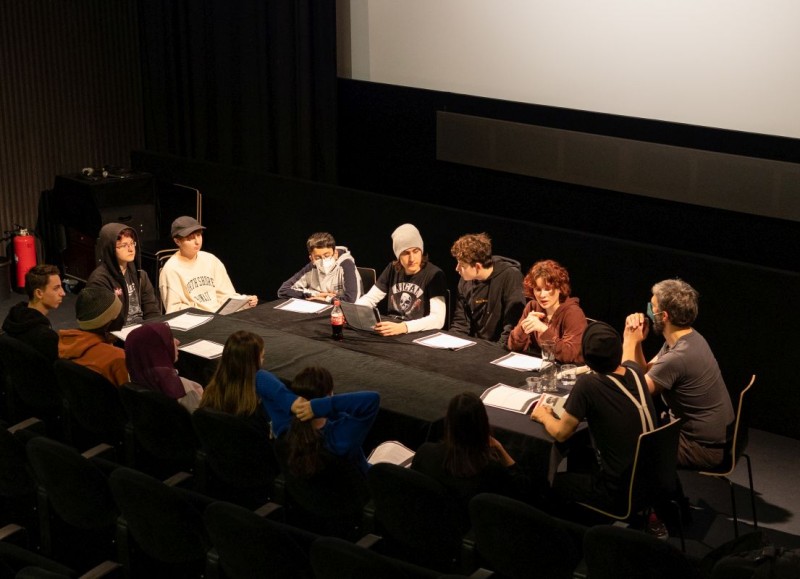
[116,241,136,250]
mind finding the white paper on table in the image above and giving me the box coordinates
[274,298,332,314]
[490,352,543,372]
[110,324,141,342]
[178,339,224,359]
[368,441,416,467]
[167,313,214,331]
[481,383,540,414]
[412,332,476,351]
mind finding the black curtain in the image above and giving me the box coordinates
[137,0,337,182]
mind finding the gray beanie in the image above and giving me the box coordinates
[391,224,424,259]
[581,321,622,374]
[76,287,122,331]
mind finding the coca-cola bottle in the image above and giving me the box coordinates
[331,299,344,341]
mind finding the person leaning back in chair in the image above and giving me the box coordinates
[158,216,258,314]
[622,279,734,470]
[356,223,447,336]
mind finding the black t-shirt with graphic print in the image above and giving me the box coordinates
[375,262,447,321]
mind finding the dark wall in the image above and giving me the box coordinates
[132,150,800,440]
[336,79,800,274]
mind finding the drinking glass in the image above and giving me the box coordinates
[560,364,577,387]
[540,340,555,366]
[525,376,543,393]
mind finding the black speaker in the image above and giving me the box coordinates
[39,173,158,281]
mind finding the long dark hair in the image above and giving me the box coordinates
[443,392,499,478]
[200,331,263,416]
[285,366,335,477]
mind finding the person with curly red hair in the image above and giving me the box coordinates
[507,259,587,363]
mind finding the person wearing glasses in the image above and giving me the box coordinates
[87,223,159,330]
[623,279,733,469]
[507,259,587,363]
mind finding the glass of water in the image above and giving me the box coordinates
[560,364,577,387]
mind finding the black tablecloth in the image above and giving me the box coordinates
[166,301,583,485]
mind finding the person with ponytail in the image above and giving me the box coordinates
[256,365,380,476]
[199,330,272,432]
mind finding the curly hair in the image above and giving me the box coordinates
[523,259,571,301]
[652,279,699,327]
[450,233,493,268]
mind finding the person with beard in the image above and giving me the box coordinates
[277,232,362,303]
[356,223,447,336]
[86,223,159,330]
[450,233,525,346]
[623,279,733,469]
[2,264,64,362]
[507,259,587,363]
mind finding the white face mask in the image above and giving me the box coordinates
[315,256,336,275]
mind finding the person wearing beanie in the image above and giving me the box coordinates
[86,223,159,330]
[623,279,733,470]
[531,321,657,511]
[58,287,129,386]
[158,216,258,314]
[356,223,447,335]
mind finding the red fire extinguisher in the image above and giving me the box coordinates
[13,228,37,289]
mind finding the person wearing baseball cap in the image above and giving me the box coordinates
[356,223,447,335]
[158,216,258,314]
[58,286,129,386]
[531,321,657,511]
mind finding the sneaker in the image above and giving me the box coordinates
[646,512,669,541]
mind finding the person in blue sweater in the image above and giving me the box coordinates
[256,365,380,475]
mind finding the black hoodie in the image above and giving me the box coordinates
[451,255,525,345]
[86,223,159,331]
[1,302,58,362]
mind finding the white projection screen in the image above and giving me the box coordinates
[339,0,800,139]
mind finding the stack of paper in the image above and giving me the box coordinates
[481,383,540,414]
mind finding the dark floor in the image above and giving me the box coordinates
[2,289,798,556]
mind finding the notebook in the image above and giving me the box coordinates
[339,301,381,332]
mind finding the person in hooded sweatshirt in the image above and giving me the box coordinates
[2,264,65,362]
[125,322,203,412]
[86,223,159,330]
[277,232,363,303]
[508,259,587,364]
[58,287,128,386]
[449,233,525,346]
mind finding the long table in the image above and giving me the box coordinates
[169,301,583,486]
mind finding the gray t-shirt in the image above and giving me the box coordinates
[648,329,734,444]
[124,267,143,325]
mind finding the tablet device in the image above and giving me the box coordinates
[339,301,381,332]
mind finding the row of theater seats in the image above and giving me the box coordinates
[1,417,706,579]
[0,333,743,578]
